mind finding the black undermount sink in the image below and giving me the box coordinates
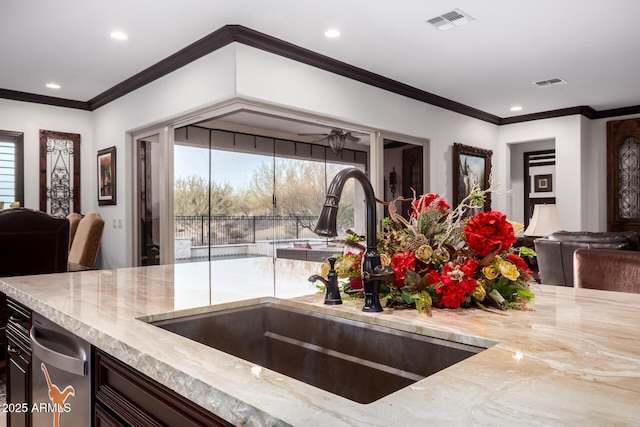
[150,303,486,404]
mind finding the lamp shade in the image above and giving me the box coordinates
[523,204,563,237]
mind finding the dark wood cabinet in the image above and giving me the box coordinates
[6,298,32,427]
[7,351,29,427]
[94,349,232,427]
[0,293,7,372]
[95,402,127,427]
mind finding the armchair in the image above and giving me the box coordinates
[67,212,82,249]
[68,212,105,269]
[0,208,69,277]
[574,249,640,293]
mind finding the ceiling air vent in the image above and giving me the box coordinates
[426,9,474,31]
[533,77,567,88]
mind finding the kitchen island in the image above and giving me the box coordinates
[1,257,639,426]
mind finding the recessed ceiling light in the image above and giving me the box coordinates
[110,31,128,40]
[46,83,60,90]
[324,29,340,38]
[510,106,523,112]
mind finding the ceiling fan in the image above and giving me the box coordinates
[298,128,366,155]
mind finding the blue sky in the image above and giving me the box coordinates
[174,145,271,191]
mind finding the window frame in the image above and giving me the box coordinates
[0,130,24,206]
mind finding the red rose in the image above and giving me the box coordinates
[427,261,477,309]
[464,211,516,257]
[411,194,451,219]
[460,258,478,277]
[390,251,416,287]
[349,276,363,290]
[426,269,441,285]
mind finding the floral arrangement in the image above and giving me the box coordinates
[320,189,535,315]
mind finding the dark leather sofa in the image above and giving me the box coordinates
[533,230,640,286]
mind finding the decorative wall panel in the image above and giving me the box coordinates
[618,137,639,219]
[39,130,81,216]
[607,118,640,232]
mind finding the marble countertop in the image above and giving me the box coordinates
[1,257,639,426]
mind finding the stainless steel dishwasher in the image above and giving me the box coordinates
[30,313,91,427]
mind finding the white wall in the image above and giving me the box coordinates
[502,113,640,232]
[507,139,556,224]
[91,45,238,268]
[233,45,500,209]
[0,99,93,210]
[498,115,586,230]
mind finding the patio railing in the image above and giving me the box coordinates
[175,215,319,246]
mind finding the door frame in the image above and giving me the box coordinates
[378,130,430,220]
[523,149,556,228]
[128,98,429,265]
[131,127,174,266]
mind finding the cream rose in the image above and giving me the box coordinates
[379,253,391,267]
[498,259,520,281]
[471,284,487,301]
[415,244,433,263]
[321,262,329,278]
[482,264,500,280]
[434,247,450,263]
[335,259,354,277]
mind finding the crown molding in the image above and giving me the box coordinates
[1,25,638,125]
[0,88,90,110]
[594,104,640,119]
[230,26,502,125]
[88,26,236,110]
[500,106,598,125]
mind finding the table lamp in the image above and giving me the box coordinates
[524,204,563,237]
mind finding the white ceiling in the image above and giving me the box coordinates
[3,0,640,119]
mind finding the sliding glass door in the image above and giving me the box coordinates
[173,126,367,264]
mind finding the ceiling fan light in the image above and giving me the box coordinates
[328,134,347,155]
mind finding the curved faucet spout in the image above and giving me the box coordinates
[313,167,384,312]
[308,275,328,286]
[314,168,377,251]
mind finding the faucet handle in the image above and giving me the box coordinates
[321,257,342,305]
[362,265,395,284]
[327,256,337,270]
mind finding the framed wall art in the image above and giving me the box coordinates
[452,143,492,212]
[97,146,116,206]
[534,173,553,193]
